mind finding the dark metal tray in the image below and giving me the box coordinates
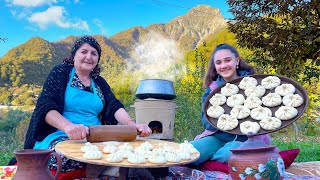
[203,74,309,135]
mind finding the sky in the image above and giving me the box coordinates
[0,0,232,57]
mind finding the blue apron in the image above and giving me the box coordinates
[34,68,103,149]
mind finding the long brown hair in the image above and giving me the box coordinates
[203,44,254,88]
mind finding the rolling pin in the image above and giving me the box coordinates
[86,125,138,142]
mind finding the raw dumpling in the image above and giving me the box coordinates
[240,121,260,135]
[221,83,239,97]
[261,76,281,89]
[230,105,251,119]
[275,83,296,96]
[179,140,198,154]
[209,93,227,106]
[275,106,298,120]
[217,114,239,131]
[148,152,167,164]
[81,142,99,152]
[250,106,272,120]
[117,149,134,159]
[175,149,191,160]
[244,85,266,97]
[127,154,146,164]
[165,152,182,163]
[152,148,166,156]
[238,76,258,90]
[283,94,304,107]
[103,145,118,154]
[105,153,123,163]
[259,117,282,130]
[244,96,262,109]
[226,94,245,107]
[134,147,152,158]
[262,93,282,107]
[158,143,175,153]
[118,143,133,151]
[83,149,103,160]
[207,105,225,118]
[139,141,153,151]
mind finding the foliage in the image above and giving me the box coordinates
[227,0,320,80]
[0,109,32,132]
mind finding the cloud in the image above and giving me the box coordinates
[94,19,107,35]
[6,0,57,7]
[28,6,89,31]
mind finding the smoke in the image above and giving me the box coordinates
[126,32,185,82]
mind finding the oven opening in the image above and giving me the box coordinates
[148,121,163,134]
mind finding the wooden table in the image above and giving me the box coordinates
[55,138,200,179]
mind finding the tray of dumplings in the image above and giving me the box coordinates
[55,139,200,168]
[203,74,308,135]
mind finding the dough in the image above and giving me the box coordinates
[217,114,239,131]
[275,106,298,120]
[244,85,266,97]
[127,154,146,164]
[261,76,281,89]
[244,96,262,109]
[262,93,282,107]
[83,149,103,160]
[240,121,260,135]
[165,152,182,163]
[221,83,239,96]
[102,145,118,154]
[81,142,99,152]
[230,105,251,119]
[250,106,272,120]
[209,93,227,106]
[259,117,282,130]
[275,83,296,96]
[118,143,133,151]
[283,94,304,107]
[105,153,123,163]
[238,76,258,90]
[226,94,245,107]
[207,105,225,118]
[148,152,167,164]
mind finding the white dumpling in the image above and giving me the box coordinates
[244,85,266,97]
[209,93,227,106]
[238,76,258,90]
[81,142,99,152]
[244,96,262,109]
[275,106,298,120]
[152,148,166,156]
[105,153,123,163]
[117,149,134,159]
[179,140,198,154]
[165,152,182,163]
[240,121,260,135]
[275,83,296,96]
[226,94,245,107]
[230,105,251,119]
[157,143,175,153]
[134,147,152,158]
[259,117,282,130]
[118,143,133,151]
[175,149,191,160]
[283,94,304,107]
[148,152,167,164]
[217,114,239,131]
[262,93,282,107]
[207,105,225,118]
[127,154,146,164]
[83,149,103,160]
[139,141,153,151]
[103,145,118,154]
[261,76,281,89]
[221,83,239,96]
[250,106,272,120]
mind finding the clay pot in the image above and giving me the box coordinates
[228,134,285,180]
[13,149,62,180]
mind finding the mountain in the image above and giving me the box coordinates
[0,5,228,86]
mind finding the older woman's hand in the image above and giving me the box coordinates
[135,124,152,137]
[64,123,89,140]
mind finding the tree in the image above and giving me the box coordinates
[226,0,320,81]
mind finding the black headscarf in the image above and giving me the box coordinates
[62,35,101,79]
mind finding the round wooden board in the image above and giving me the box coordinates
[204,74,309,135]
[55,139,199,168]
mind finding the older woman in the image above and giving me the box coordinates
[23,35,151,178]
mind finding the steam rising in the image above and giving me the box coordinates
[127,32,184,82]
